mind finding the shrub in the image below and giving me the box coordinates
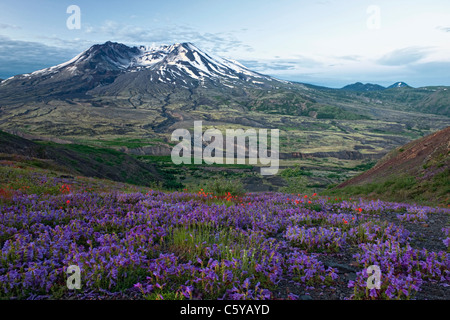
[201,178,246,196]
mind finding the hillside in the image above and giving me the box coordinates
[301,83,450,117]
[334,126,450,205]
[0,130,180,189]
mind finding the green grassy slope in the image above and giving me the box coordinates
[0,130,181,189]
[326,126,450,206]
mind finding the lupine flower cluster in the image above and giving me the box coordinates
[0,184,449,300]
[285,225,346,253]
[396,211,428,223]
[349,240,449,299]
[443,228,450,252]
[286,251,338,285]
[334,199,443,215]
[347,221,411,244]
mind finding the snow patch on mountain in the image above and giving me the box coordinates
[0,41,282,89]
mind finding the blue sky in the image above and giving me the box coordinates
[1,0,450,87]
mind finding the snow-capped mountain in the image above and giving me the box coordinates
[130,42,268,84]
[0,41,281,100]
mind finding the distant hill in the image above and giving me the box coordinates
[317,81,449,116]
[333,126,450,206]
[340,82,413,92]
[341,82,386,92]
[387,82,410,89]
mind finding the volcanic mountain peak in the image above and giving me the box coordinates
[1,41,273,87]
[128,41,266,82]
[0,41,291,104]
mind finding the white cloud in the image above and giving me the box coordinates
[377,47,433,66]
[85,20,253,56]
[437,26,450,32]
[0,23,20,30]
